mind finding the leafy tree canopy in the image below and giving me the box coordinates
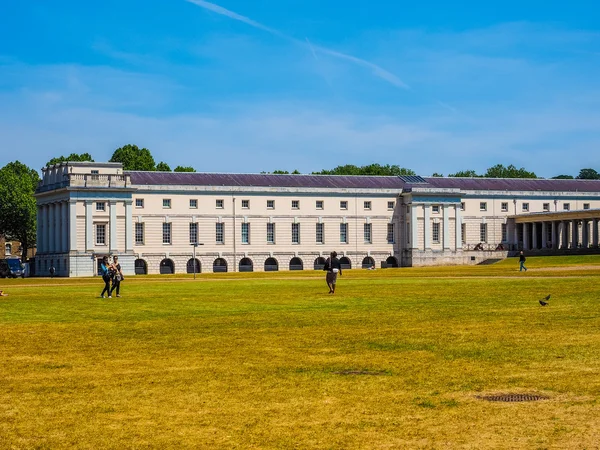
[552,174,574,179]
[156,162,171,172]
[431,172,443,177]
[46,153,94,167]
[0,161,40,261]
[174,166,196,172]
[576,168,600,180]
[484,164,536,179]
[110,144,156,171]
[313,164,415,176]
[448,170,480,178]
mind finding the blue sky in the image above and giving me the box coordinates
[1,0,600,177]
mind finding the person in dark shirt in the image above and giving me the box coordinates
[519,251,527,272]
[110,256,124,298]
[324,251,343,294]
[99,256,113,298]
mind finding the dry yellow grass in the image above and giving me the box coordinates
[1,255,599,448]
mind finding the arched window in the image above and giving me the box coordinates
[339,256,351,269]
[160,258,175,274]
[239,257,253,272]
[186,258,201,274]
[362,256,375,269]
[213,258,228,273]
[5,243,11,255]
[289,257,303,271]
[314,257,326,270]
[135,259,148,274]
[385,256,399,268]
[264,257,278,272]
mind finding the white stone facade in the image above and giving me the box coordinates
[34,162,600,276]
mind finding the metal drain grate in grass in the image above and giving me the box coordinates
[333,370,388,376]
[477,393,549,402]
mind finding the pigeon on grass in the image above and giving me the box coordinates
[539,294,551,306]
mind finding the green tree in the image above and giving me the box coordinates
[156,162,172,172]
[0,161,40,261]
[552,174,574,179]
[109,144,156,171]
[431,172,443,177]
[46,153,94,167]
[484,164,536,178]
[313,164,415,176]
[272,170,289,174]
[576,168,600,180]
[174,166,196,172]
[291,170,301,174]
[448,170,480,177]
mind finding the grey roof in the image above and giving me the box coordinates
[127,171,600,193]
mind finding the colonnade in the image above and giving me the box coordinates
[515,218,600,251]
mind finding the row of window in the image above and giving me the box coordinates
[477,202,588,212]
[133,198,396,211]
[126,222,396,246]
[457,223,508,244]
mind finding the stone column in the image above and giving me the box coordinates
[410,204,419,250]
[69,200,77,252]
[582,220,589,248]
[541,222,547,249]
[551,221,557,249]
[48,203,56,254]
[125,200,133,252]
[61,201,68,253]
[424,204,431,250]
[455,204,462,250]
[36,206,43,254]
[42,204,49,254]
[592,219,599,248]
[532,222,538,250]
[512,221,519,250]
[442,204,450,249]
[55,203,62,254]
[109,201,117,252]
[571,220,578,248]
[523,223,529,250]
[85,200,93,251]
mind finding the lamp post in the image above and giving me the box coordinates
[192,242,204,279]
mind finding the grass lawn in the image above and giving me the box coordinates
[1,255,599,449]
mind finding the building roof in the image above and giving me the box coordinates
[128,171,600,193]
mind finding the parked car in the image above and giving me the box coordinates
[0,258,25,278]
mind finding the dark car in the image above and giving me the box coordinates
[0,258,24,278]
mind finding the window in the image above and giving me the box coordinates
[162,222,172,244]
[267,200,275,209]
[216,222,224,243]
[340,201,348,210]
[364,223,372,243]
[190,199,198,209]
[163,199,171,209]
[340,223,348,243]
[216,199,224,209]
[584,203,590,210]
[241,223,250,244]
[189,222,198,244]
[96,202,106,212]
[241,200,249,209]
[316,200,324,210]
[135,198,144,208]
[135,223,144,245]
[364,201,372,210]
[292,200,300,209]
[432,222,440,243]
[460,202,465,211]
[388,201,395,210]
[480,202,487,211]
[480,223,488,243]
[267,223,275,243]
[5,243,11,255]
[461,223,466,244]
[432,205,440,213]
[501,223,507,242]
[316,223,324,244]
[501,202,508,212]
[387,223,395,244]
[522,203,529,212]
[91,169,99,181]
[563,203,570,211]
[543,203,550,211]
[292,223,300,244]
[95,224,106,245]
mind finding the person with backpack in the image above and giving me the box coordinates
[110,256,124,298]
[324,251,343,294]
[99,256,113,298]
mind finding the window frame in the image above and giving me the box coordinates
[189,222,198,244]
[266,223,275,244]
[432,222,440,243]
[363,223,372,243]
[163,199,171,209]
[241,199,250,209]
[189,199,198,209]
[291,223,300,244]
[480,223,488,243]
[563,203,570,211]
[316,200,324,210]
[340,223,348,244]
[543,203,550,212]
[292,200,300,210]
[241,222,250,244]
[96,202,106,212]
[480,202,487,211]
[501,202,509,212]
[583,203,590,210]
[135,198,144,208]
[162,222,172,245]
[316,222,324,244]
[216,199,224,209]
[95,223,106,245]
[364,201,372,210]
[135,222,144,245]
[267,200,275,209]
[432,205,440,214]
[501,223,508,242]
[216,222,224,244]
[522,203,529,212]
[387,201,395,210]
[340,201,348,210]
[387,223,395,244]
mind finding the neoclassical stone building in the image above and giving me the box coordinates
[34,162,600,276]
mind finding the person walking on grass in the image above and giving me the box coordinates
[519,251,528,272]
[324,251,342,294]
[110,256,124,298]
[99,256,113,298]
